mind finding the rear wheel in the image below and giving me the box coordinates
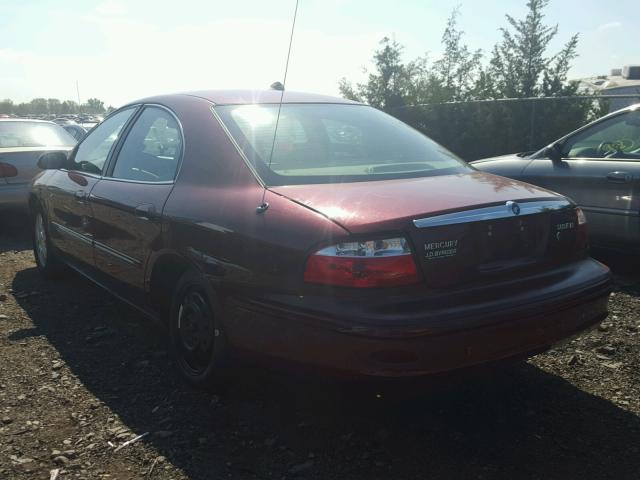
[169,270,229,390]
[32,207,64,278]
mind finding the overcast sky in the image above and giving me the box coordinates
[1,0,637,107]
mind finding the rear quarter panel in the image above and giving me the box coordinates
[149,95,347,296]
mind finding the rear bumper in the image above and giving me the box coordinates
[222,258,612,377]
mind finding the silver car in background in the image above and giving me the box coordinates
[62,123,88,141]
[0,119,76,209]
[473,104,640,252]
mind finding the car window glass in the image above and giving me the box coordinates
[111,107,182,182]
[216,104,468,186]
[564,111,640,160]
[70,108,136,175]
[232,110,307,163]
[321,118,367,159]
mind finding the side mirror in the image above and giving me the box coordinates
[37,151,68,170]
[544,143,563,163]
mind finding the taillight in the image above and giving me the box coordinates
[575,207,588,250]
[0,162,18,178]
[303,237,420,288]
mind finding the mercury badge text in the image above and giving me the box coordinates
[424,240,459,260]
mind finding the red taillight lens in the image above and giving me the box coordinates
[303,237,420,288]
[575,207,588,250]
[0,162,18,178]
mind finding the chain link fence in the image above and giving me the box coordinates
[390,94,640,161]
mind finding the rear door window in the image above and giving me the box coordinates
[110,106,182,182]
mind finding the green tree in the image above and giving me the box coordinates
[337,78,360,102]
[61,100,79,114]
[83,98,105,114]
[30,98,48,114]
[339,10,482,110]
[337,0,598,160]
[477,0,596,155]
[15,102,30,116]
[339,37,425,112]
[47,98,62,115]
[0,99,14,114]
[0,97,111,115]
[541,33,579,96]
[487,0,578,98]
[433,8,482,101]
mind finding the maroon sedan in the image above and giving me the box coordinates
[29,90,611,387]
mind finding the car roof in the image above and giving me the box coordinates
[130,89,362,107]
[0,118,58,124]
[613,102,640,113]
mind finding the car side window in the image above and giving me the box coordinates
[70,108,136,175]
[110,107,182,182]
[563,111,640,160]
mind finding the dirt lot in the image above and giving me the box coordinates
[1,211,640,480]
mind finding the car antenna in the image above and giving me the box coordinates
[256,0,300,215]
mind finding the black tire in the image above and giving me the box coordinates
[169,270,229,390]
[32,205,65,278]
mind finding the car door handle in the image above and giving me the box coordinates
[74,190,88,202]
[134,203,157,220]
[606,171,632,183]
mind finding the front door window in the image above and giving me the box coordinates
[70,107,137,175]
[563,110,640,160]
[110,107,182,182]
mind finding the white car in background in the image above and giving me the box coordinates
[0,119,76,209]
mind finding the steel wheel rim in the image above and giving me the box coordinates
[177,289,215,375]
[35,213,47,266]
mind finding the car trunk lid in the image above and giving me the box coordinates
[270,172,563,232]
[272,172,580,288]
[412,199,578,287]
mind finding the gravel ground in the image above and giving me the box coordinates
[1,211,640,480]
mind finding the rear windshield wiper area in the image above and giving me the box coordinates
[367,162,435,174]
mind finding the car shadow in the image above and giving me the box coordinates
[592,248,640,295]
[0,210,31,253]
[9,266,640,479]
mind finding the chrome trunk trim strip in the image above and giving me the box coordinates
[413,199,572,228]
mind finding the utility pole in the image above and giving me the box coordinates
[76,80,81,107]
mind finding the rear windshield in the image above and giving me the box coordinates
[215,103,470,185]
[0,121,76,148]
